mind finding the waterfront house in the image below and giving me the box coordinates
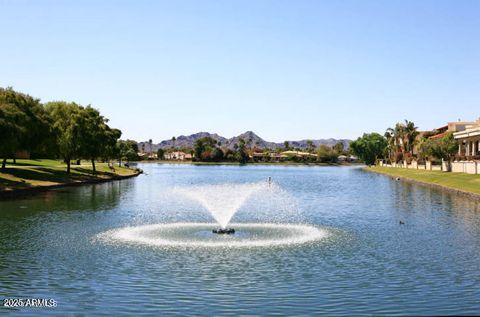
[451,119,480,174]
[430,120,476,140]
[454,119,480,158]
[281,151,317,158]
[379,119,480,174]
[137,152,157,160]
[164,151,192,160]
[380,119,480,174]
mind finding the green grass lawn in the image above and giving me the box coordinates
[2,159,65,167]
[0,159,139,192]
[368,166,480,195]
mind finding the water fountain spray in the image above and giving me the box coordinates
[97,179,328,248]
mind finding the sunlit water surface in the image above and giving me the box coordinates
[1,164,480,316]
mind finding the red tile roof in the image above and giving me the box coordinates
[430,131,448,140]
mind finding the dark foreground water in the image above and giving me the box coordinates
[1,164,480,316]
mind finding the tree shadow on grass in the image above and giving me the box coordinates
[0,177,30,190]
[0,165,121,191]
[72,167,116,177]
[0,167,95,190]
[5,159,64,167]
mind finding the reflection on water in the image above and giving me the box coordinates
[0,179,132,216]
[1,165,480,316]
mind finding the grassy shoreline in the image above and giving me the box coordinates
[366,166,480,198]
[0,159,141,196]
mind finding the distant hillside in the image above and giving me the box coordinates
[139,131,351,152]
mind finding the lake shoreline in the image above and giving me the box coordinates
[0,168,142,200]
[365,166,480,201]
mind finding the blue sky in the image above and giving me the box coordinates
[0,0,479,142]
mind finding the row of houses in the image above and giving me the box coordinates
[141,150,357,162]
[138,151,193,160]
[382,118,480,174]
[427,118,480,160]
[251,151,317,161]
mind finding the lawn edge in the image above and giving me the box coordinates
[0,170,142,200]
[364,167,480,201]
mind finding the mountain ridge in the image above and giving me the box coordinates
[139,131,351,152]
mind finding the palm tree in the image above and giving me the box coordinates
[386,120,418,161]
[403,120,418,154]
[306,140,314,153]
[385,123,407,162]
[393,123,406,153]
[384,129,395,161]
[148,139,153,157]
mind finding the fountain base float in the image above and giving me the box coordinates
[212,228,235,234]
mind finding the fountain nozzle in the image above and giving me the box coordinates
[212,228,235,234]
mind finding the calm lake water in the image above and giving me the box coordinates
[1,164,480,316]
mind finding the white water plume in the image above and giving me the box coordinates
[173,182,267,228]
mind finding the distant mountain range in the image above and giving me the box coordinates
[138,131,351,152]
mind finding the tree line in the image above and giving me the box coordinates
[0,87,138,173]
[192,137,251,163]
[350,120,458,165]
[154,136,349,164]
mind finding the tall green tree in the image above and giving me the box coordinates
[77,106,121,174]
[45,101,83,174]
[194,138,206,161]
[416,137,434,161]
[0,89,24,169]
[403,120,419,154]
[236,139,249,164]
[384,120,418,162]
[333,142,345,154]
[306,140,314,153]
[418,132,457,161]
[384,130,395,162]
[350,133,388,165]
[0,87,50,169]
[317,145,338,163]
[157,148,165,160]
[193,137,224,162]
[118,139,139,165]
[103,128,122,162]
